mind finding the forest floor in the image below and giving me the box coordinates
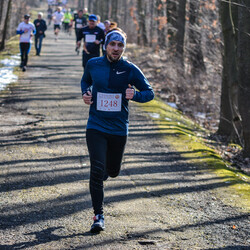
[0,21,249,249]
[125,45,250,176]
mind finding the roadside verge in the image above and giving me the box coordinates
[139,98,250,211]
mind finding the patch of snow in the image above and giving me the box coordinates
[167,102,178,109]
[148,113,160,119]
[0,55,20,91]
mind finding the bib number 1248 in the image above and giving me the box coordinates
[97,92,122,112]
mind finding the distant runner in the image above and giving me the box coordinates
[47,6,53,26]
[77,14,105,69]
[52,7,64,41]
[74,9,87,54]
[16,14,36,72]
[63,8,73,34]
[34,12,47,56]
[80,28,154,233]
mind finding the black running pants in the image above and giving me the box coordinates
[86,129,127,215]
[20,42,31,67]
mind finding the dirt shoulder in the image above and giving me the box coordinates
[0,25,249,249]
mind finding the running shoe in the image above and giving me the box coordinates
[90,214,105,233]
[76,47,79,55]
[22,66,26,72]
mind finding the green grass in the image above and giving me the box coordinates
[0,35,20,60]
[138,98,250,211]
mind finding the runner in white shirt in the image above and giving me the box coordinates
[16,14,36,72]
[52,7,64,40]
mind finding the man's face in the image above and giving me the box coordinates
[38,14,42,20]
[106,40,124,62]
[24,17,30,23]
[88,20,97,29]
[78,11,83,17]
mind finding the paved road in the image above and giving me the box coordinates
[0,26,249,249]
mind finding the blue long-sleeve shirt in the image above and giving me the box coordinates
[81,56,154,136]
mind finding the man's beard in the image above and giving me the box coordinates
[107,52,123,62]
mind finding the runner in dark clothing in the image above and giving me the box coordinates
[34,12,47,56]
[74,9,87,55]
[77,14,105,69]
[47,6,53,25]
[80,28,154,233]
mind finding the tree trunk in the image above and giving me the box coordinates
[111,0,118,22]
[188,0,206,75]
[238,0,250,156]
[0,0,5,26]
[175,0,187,61]
[137,0,148,46]
[167,0,178,48]
[87,0,93,13]
[78,0,85,9]
[0,0,12,51]
[217,0,239,140]
[156,0,166,48]
[149,0,157,48]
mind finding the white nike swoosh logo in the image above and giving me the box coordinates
[116,71,126,75]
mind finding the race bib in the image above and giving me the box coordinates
[97,92,122,112]
[76,24,82,29]
[85,34,96,43]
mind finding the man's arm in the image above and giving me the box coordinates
[129,64,154,103]
[81,62,93,105]
[43,20,47,31]
[81,61,92,94]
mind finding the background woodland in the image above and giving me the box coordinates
[0,0,249,158]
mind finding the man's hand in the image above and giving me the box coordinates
[126,84,135,100]
[94,40,100,45]
[83,91,93,105]
[83,42,90,54]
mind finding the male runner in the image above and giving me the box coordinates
[80,28,154,233]
[74,9,87,55]
[52,7,64,41]
[16,14,36,72]
[63,8,72,34]
[34,12,47,56]
[77,14,105,69]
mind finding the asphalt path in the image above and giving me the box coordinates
[0,25,249,249]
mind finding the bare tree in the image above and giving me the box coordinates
[167,0,178,48]
[175,0,187,61]
[156,0,167,48]
[0,0,5,26]
[218,0,240,140]
[0,0,12,51]
[238,0,250,156]
[188,0,206,75]
[136,0,148,46]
